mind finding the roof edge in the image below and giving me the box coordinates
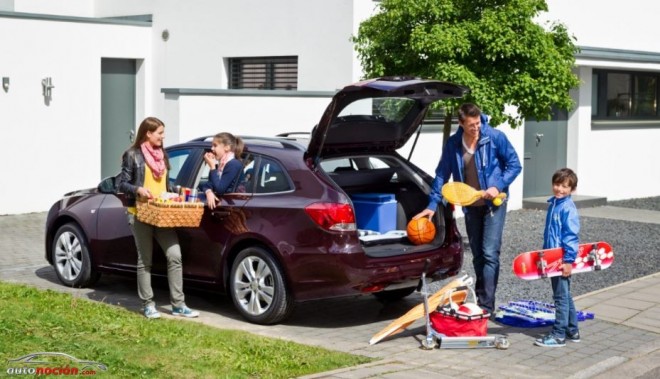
[577,46,660,64]
[161,88,336,98]
[0,10,151,27]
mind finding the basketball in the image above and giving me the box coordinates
[406,217,436,245]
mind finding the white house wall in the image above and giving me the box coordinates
[150,0,362,91]
[540,0,660,201]
[571,66,660,200]
[9,0,155,18]
[93,0,155,18]
[174,94,334,142]
[11,0,94,17]
[543,0,660,52]
[0,15,151,214]
[152,0,377,155]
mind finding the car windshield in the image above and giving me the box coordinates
[338,97,415,123]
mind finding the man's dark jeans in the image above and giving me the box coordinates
[464,202,507,313]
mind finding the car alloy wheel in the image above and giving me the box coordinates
[52,223,99,287]
[230,247,294,324]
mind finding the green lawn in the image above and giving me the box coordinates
[0,282,371,378]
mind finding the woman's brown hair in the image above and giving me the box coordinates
[131,116,170,169]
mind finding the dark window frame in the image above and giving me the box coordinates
[254,156,293,194]
[228,56,298,90]
[593,69,660,120]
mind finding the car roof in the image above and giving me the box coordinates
[182,135,308,152]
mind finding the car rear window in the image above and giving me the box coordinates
[255,158,292,194]
[338,97,415,123]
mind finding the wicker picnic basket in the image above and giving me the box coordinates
[136,200,204,228]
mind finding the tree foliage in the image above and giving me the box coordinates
[353,0,580,133]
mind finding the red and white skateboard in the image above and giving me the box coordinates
[512,242,614,280]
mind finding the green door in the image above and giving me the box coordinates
[101,59,136,179]
[523,111,568,197]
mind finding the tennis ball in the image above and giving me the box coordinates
[493,197,503,206]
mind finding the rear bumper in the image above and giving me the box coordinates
[290,237,463,301]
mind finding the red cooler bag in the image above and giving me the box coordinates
[430,287,490,337]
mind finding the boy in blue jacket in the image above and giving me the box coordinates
[535,168,581,347]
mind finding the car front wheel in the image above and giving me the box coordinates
[52,223,100,287]
[229,247,294,324]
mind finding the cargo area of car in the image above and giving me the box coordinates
[321,156,451,258]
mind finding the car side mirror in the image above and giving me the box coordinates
[97,176,117,194]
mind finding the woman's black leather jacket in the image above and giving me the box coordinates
[116,147,146,207]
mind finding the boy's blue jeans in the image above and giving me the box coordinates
[551,275,579,339]
[464,203,507,313]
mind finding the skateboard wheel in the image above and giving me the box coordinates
[495,337,510,350]
[421,338,436,350]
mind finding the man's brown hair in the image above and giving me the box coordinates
[458,103,481,121]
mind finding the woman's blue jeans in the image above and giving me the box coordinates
[551,275,579,339]
[464,203,507,313]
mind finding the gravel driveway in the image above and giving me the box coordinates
[448,196,660,306]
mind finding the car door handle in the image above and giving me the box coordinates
[211,210,230,219]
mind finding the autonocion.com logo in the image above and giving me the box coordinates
[6,352,107,376]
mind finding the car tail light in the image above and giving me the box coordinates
[360,284,386,293]
[304,202,356,232]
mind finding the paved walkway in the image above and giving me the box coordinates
[1,208,659,379]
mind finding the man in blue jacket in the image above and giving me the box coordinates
[415,103,522,314]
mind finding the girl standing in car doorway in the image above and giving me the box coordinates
[117,116,199,319]
[200,132,244,209]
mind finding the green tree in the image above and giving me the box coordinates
[353,0,580,144]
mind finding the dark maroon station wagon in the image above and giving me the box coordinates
[45,77,469,324]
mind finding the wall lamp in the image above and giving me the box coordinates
[2,77,8,92]
[42,77,54,98]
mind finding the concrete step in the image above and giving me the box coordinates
[523,195,607,210]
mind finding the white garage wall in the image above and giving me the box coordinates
[542,1,660,200]
[149,0,358,92]
[0,15,151,214]
[570,67,660,200]
[172,93,334,142]
[11,0,94,17]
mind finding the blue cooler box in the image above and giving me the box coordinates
[351,193,397,234]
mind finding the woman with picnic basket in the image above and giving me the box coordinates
[117,116,199,320]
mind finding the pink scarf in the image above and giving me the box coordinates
[141,142,166,179]
[217,152,235,174]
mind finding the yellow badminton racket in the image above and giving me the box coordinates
[441,182,507,206]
